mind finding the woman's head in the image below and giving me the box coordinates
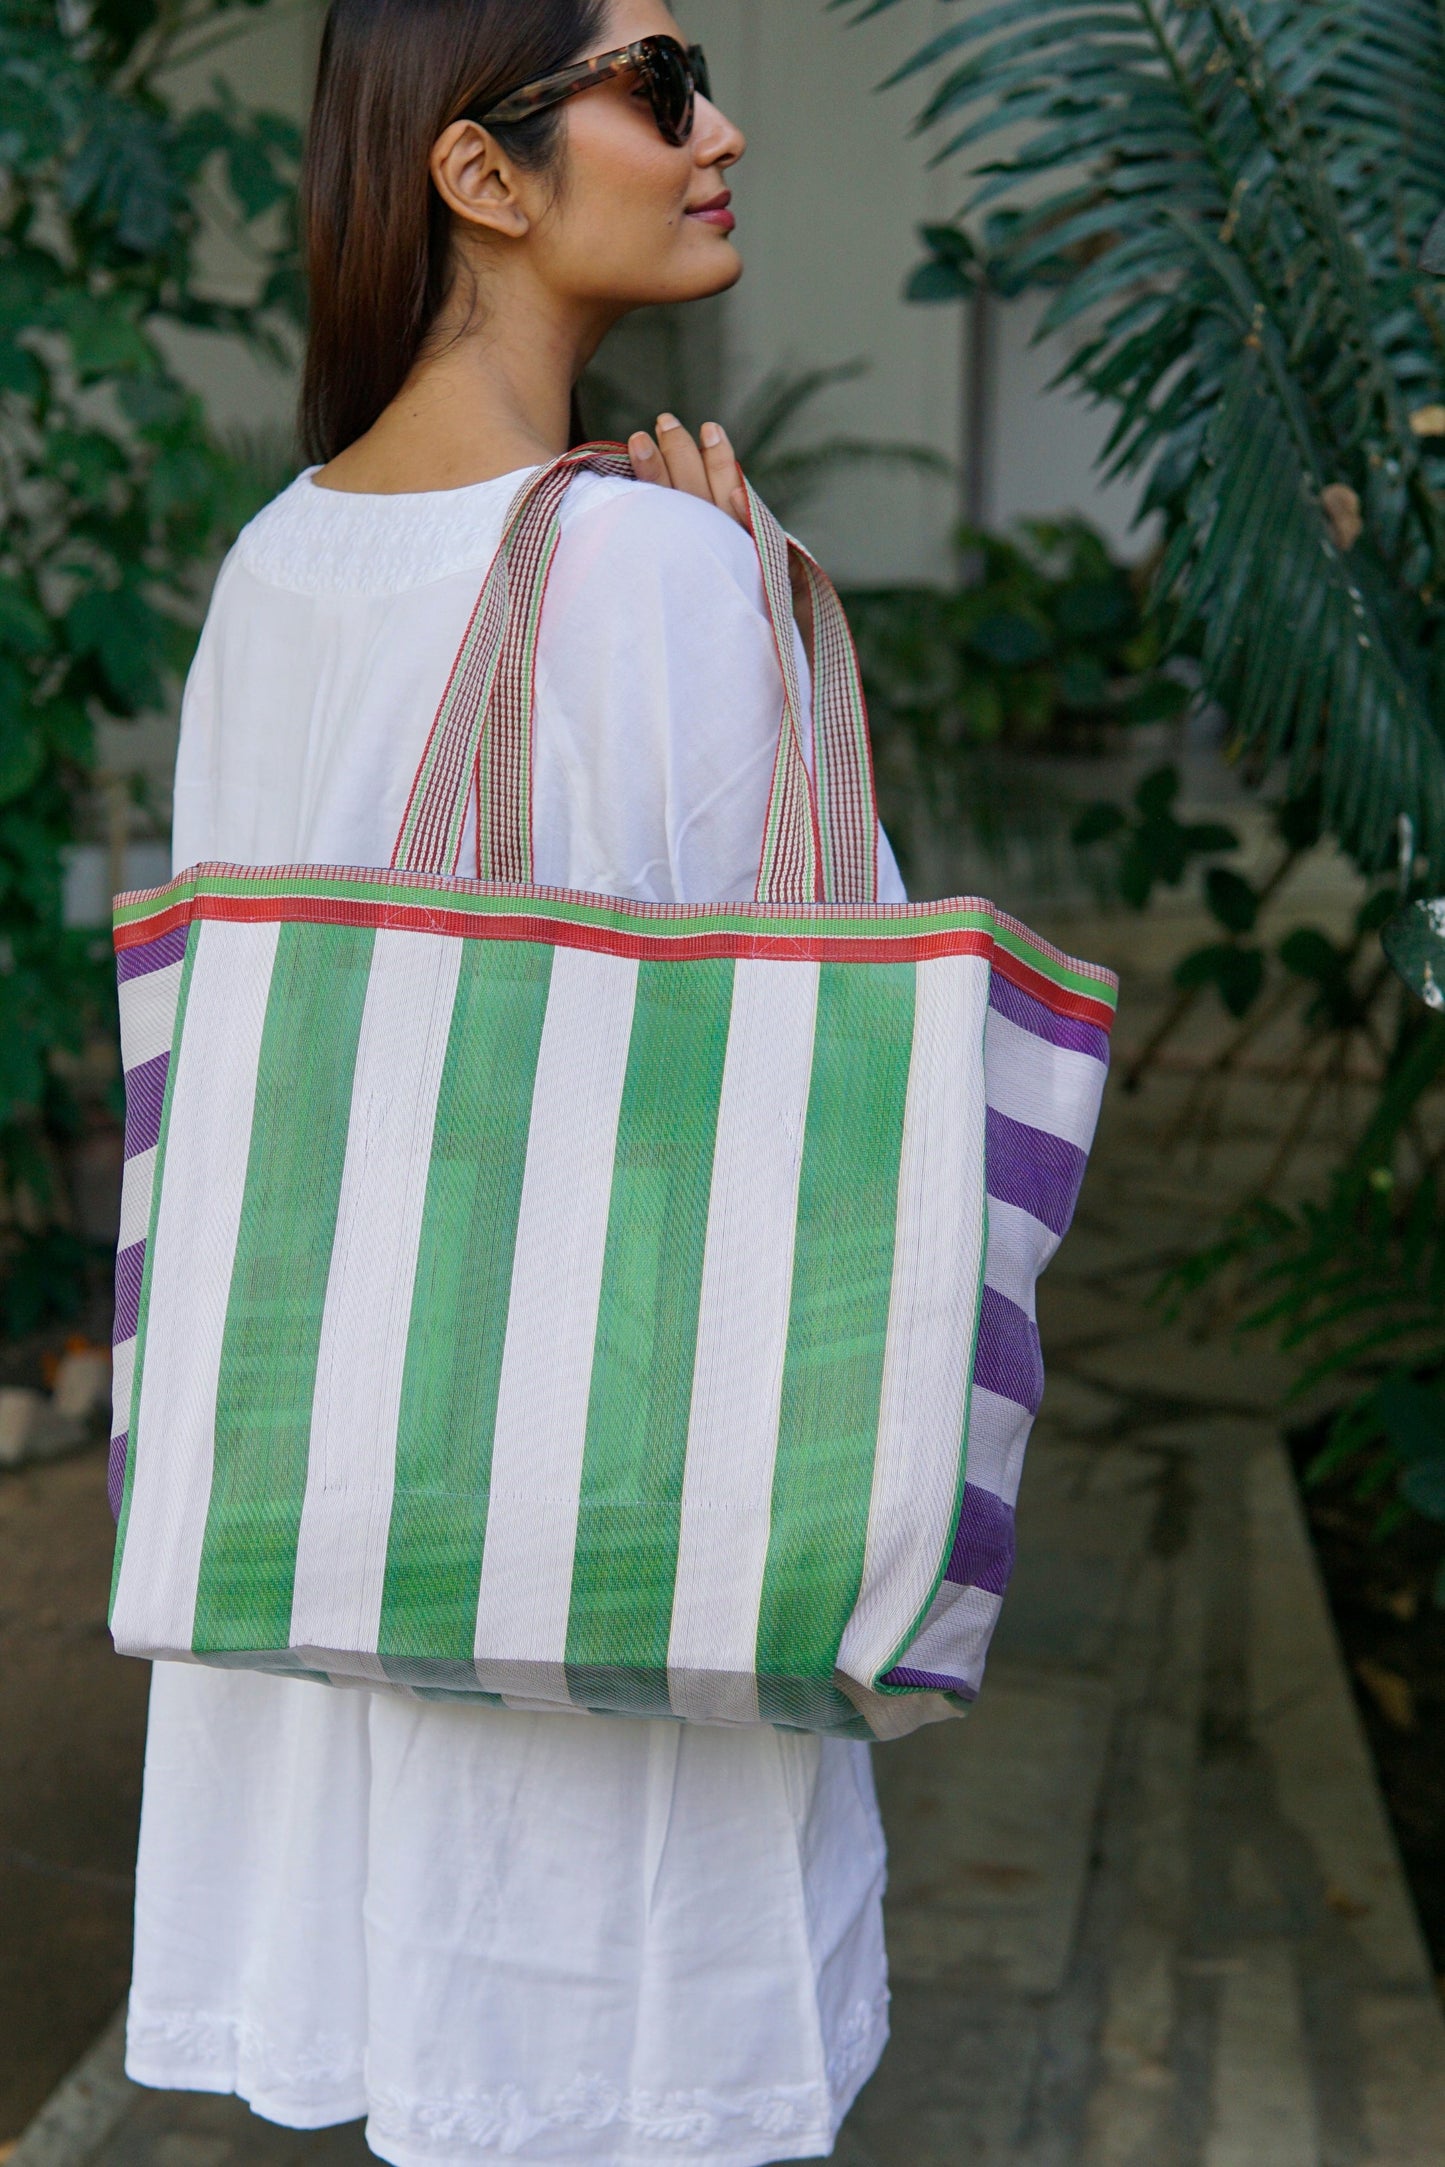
[300,0,745,465]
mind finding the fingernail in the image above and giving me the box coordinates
[629,433,655,459]
[657,413,681,432]
[701,422,723,448]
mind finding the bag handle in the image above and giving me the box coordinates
[738,473,880,906]
[391,445,879,905]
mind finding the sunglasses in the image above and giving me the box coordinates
[475,35,712,150]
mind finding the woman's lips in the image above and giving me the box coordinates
[687,192,736,233]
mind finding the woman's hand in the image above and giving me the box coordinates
[627,413,814,660]
[627,414,749,528]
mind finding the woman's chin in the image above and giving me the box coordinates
[676,241,745,300]
[605,244,745,313]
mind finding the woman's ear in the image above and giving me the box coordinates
[429,120,532,240]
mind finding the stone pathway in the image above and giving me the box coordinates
[11,1058,1445,2167]
[846,1069,1445,2166]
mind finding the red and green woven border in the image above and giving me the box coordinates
[115,865,1120,1031]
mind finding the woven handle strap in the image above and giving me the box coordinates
[390,450,617,879]
[737,477,879,906]
[391,445,879,904]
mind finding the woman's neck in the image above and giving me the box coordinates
[316,277,611,496]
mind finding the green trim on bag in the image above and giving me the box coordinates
[756,962,916,1683]
[991,919,1114,999]
[565,958,734,1678]
[113,868,1119,1009]
[192,924,375,1654]
[378,940,555,1668]
[117,872,1001,941]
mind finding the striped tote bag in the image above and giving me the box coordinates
[108,448,1117,1740]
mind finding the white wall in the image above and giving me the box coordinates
[988,293,1149,557]
[680,0,961,581]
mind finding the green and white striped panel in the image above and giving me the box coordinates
[110,913,992,1733]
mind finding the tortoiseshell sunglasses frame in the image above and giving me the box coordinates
[474,35,711,148]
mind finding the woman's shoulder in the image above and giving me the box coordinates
[553,469,769,611]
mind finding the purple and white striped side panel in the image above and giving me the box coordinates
[885,971,1109,1697]
[110,925,188,1520]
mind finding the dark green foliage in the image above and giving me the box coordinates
[1383,897,1445,1011]
[1366,1376,1445,1523]
[1072,762,1240,911]
[837,0,1445,881]
[846,518,1184,763]
[3,1228,98,1339]
[844,520,1187,888]
[1171,1016,1445,1595]
[0,0,299,1329]
[1205,868,1260,937]
[906,223,979,304]
[1173,942,1267,1020]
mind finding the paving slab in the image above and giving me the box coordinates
[0,1453,149,2139]
[1070,1329,1297,1416]
[1203,1944,1320,2167]
[878,1666,1115,1995]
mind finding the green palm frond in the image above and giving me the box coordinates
[840,0,1445,875]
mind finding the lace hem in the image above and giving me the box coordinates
[365,1998,887,2164]
[125,1995,888,2163]
[126,2000,366,2118]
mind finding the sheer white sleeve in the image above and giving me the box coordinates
[533,481,905,906]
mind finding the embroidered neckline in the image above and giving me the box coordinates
[234,467,540,599]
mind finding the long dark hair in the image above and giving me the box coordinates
[300,0,607,466]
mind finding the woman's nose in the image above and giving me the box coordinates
[695,98,745,169]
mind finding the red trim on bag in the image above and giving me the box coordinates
[990,947,1115,1027]
[112,889,1118,1028]
[115,900,196,949]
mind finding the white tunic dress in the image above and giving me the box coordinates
[126,466,903,2167]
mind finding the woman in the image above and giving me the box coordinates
[126,2,905,2160]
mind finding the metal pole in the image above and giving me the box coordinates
[963,286,995,532]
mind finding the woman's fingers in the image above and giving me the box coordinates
[628,431,665,484]
[629,417,748,531]
[626,424,702,493]
[654,414,711,498]
[701,422,746,524]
